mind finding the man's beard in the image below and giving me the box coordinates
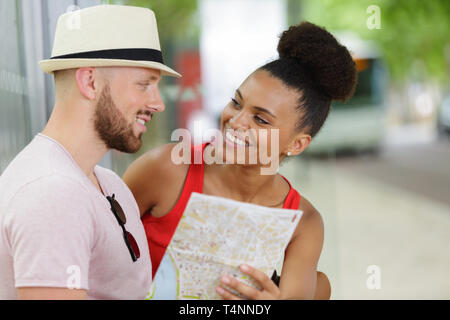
[94,85,145,153]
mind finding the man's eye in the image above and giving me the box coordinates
[137,82,150,88]
[254,115,269,125]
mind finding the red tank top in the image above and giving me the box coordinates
[142,144,301,278]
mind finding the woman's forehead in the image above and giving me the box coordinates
[238,70,299,113]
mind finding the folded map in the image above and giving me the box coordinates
[147,192,302,300]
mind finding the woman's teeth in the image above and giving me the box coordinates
[226,131,248,146]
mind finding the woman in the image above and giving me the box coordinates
[123,22,357,300]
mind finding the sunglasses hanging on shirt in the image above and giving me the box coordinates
[106,194,140,262]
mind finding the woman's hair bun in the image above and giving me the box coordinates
[277,22,357,102]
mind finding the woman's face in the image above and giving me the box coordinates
[216,69,309,170]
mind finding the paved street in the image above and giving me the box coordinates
[338,136,450,207]
[279,136,450,299]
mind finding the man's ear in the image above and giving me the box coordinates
[75,67,100,100]
[286,133,311,156]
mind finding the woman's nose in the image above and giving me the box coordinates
[229,111,250,130]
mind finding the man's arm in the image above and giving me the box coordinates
[18,287,87,300]
[7,177,94,299]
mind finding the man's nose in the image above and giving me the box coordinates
[146,85,165,113]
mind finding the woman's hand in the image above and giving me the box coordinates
[215,264,281,300]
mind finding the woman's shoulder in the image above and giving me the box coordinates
[141,142,185,164]
[123,143,189,190]
[295,195,324,236]
[123,143,191,215]
[298,196,318,214]
[132,142,188,169]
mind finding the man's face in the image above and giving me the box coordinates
[94,67,164,153]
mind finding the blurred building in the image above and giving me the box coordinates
[198,0,287,141]
[2,0,449,300]
[0,0,109,175]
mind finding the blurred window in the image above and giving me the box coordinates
[0,0,31,173]
[333,58,384,108]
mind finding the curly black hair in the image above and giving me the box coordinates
[260,21,357,137]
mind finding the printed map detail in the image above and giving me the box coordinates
[151,192,302,300]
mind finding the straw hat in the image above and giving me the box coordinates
[39,5,181,78]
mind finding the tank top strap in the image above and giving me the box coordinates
[144,143,208,278]
[187,143,207,192]
[280,175,301,210]
[171,143,207,208]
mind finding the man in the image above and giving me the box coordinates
[0,5,180,300]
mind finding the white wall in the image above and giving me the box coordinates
[200,0,287,119]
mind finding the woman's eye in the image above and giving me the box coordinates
[231,98,241,108]
[254,115,269,125]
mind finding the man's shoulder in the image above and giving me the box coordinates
[0,135,83,190]
[1,174,94,236]
[5,174,91,209]
[0,139,88,213]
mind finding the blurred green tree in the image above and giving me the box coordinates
[299,0,450,85]
[115,0,198,43]
[101,0,199,172]
[101,0,199,71]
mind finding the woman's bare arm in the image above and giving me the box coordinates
[278,197,325,299]
[123,143,188,217]
[216,196,324,300]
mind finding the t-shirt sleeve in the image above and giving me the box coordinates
[4,176,95,290]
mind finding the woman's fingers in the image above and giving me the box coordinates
[215,285,242,300]
[216,265,281,300]
[239,264,279,295]
[219,274,262,299]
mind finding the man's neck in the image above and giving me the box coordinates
[42,106,108,180]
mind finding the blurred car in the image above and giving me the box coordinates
[305,33,388,156]
[437,93,450,135]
